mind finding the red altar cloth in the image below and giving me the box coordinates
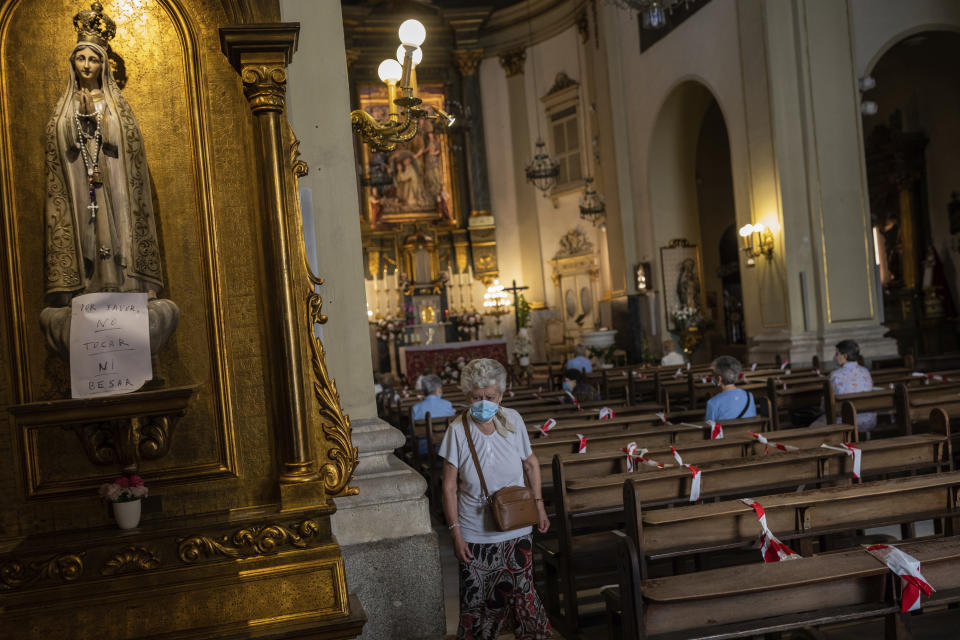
[400,340,508,385]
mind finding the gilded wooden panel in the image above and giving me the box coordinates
[0,0,282,534]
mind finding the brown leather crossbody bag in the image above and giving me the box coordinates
[462,420,538,531]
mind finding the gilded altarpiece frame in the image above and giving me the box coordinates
[0,0,254,526]
[357,83,461,229]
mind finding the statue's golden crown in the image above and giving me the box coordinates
[72,2,116,48]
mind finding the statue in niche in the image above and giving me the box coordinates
[676,258,700,310]
[39,2,179,360]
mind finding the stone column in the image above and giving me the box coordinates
[500,47,547,303]
[454,48,492,222]
[740,0,897,364]
[279,2,444,638]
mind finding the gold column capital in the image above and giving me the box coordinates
[240,64,287,112]
[220,23,299,112]
[498,47,526,77]
[453,48,484,76]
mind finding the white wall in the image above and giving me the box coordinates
[603,0,754,341]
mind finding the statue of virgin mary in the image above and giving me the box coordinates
[45,2,162,303]
[40,3,177,358]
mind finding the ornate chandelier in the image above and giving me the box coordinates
[578,176,606,225]
[525,138,560,192]
[350,19,454,152]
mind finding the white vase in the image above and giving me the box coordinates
[519,356,530,367]
[113,499,141,529]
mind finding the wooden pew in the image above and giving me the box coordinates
[895,381,960,435]
[544,422,950,635]
[624,470,960,580]
[539,422,854,485]
[611,534,960,639]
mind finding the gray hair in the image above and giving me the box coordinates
[575,344,587,357]
[712,355,742,385]
[459,358,508,394]
[421,374,443,395]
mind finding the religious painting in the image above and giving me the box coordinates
[358,84,459,228]
[660,241,706,331]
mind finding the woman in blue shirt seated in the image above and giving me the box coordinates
[705,356,757,422]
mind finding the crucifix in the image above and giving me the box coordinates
[503,279,529,329]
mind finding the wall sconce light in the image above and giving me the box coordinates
[738,222,775,266]
[350,19,454,152]
[635,262,652,294]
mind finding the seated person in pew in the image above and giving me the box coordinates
[411,374,455,455]
[438,358,552,639]
[814,339,877,433]
[660,338,686,366]
[564,343,593,374]
[705,356,757,422]
[562,369,600,405]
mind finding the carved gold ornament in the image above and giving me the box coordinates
[178,520,322,563]
[0,553,84,590]
[100,546,161,575]
[307,282,360,497]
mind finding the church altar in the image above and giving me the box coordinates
[399,339,508,383]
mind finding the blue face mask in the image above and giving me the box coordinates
[562,380,574,391]
[469,399,499,423]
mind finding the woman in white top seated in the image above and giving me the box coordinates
[439,358,552,639]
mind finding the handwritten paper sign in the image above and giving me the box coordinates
[70,292,152,399]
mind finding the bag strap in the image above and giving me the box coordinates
[737,391,753,419]
[461,416,532,500]
[462,418,492,501]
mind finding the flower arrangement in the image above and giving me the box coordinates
[455,310,483,340]
[516,294,532,329]
[375,317,405,341]
[440,356,468,385]
[588,344,618,365]
[671,305,711,332]
[513,328,533,359]
[99,474,148,503]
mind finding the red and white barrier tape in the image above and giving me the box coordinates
[749,431,798,455]
[686,362,691,370]
[700,375,714,384]
[622,442,638,472]
[564,389,582,410]
[656,412,671,425]
[707,420,724,440]
[670,447,701,502]
[740,498,800,562]
[598,407,616,420]
[576,433,587,454]
[674,367,683,379]
[821,442,862,479]
[678,421,723,440]
[780,360,790,370]
[751,362,758,371]
[912,371,951,384]
[864,544,935,612]
[633,447,667,469]
[538,418,556,437]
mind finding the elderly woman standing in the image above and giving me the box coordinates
[439,358,552,639]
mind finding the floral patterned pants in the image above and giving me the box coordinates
[457,534,552,640]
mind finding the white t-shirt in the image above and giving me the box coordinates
[438,407,534,544]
